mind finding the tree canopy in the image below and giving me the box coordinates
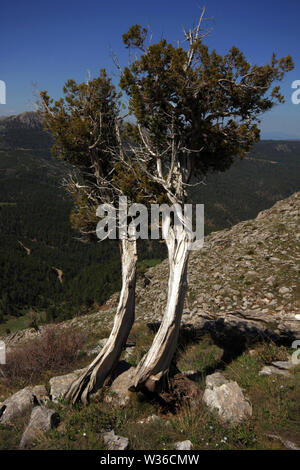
[120,21,294,203]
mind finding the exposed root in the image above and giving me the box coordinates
[131,364,201,411]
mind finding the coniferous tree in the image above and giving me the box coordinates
[40,72,138,404]
[119,14,294,394]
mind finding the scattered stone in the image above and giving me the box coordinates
[137,414,160,424]
[203,373,252,424]
[49,368,86,402]
[212,284,222,291]
[258,366,292,378]
[0,386,49,425]
[266,434,300,450]
[266,293,274,300]
[86,338,108,356]
[278,287,290,295]
[246,271,258,277]
[123,345,135,361]
[248,349,258,357]
[174,440,193,450]
[103,430,129,450]
[205,371,229,389]
[31,385,49,406]
[19,406,60,448]
[104,361,135,407]
[271,359,294,370]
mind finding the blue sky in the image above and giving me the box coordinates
[1,0,300,138]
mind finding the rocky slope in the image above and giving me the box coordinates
[2,191,299,349]
[130,190,300,341]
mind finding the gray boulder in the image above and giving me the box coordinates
[267,434,300,450]
[258,365,292,378]
[271,359,294,370]
[205,371,229,389]
[86,338,108,356]
[31,385,49,406]
[103,430,129,450]
[174,440,193,450]
[0,385,48,425]
[104,361,135,407]
[203,372,252,424]
[20,406,59,448]
[49,368,86,403]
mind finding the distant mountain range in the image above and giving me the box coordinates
[1,111,299,142]
[0,112,52,150]
[261,131,300,141]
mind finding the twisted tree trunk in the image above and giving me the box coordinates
[131,221,190,393]
[66,237,137,404]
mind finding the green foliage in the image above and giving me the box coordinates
[0,146,124,323]
[41,70,120,170]
[120,24,294,183]
[40,70,124,237]
[122,24,148,50]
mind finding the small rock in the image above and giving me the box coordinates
[104,361,135,407]
[203,374,252,424]
[137,414,160,424]
[266,276,276,286]
[267,434,300,450]
[271,360,294,370]
[103,430,129,450]
[0,387,35,424]
[123,346,135,361]
[270,257,281,263]
[266,293,274,300]
[246,271,258,277]
[20,406,60,448]
[174,440,193,450]
[86,338,108,356]
[278,287,290,295]
[212,284,222,291]
[205,372,229,389]
[258,366,292,378]
[31,385,49,406]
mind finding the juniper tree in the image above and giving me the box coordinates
[119,15,294,394]
[40,71,139,404]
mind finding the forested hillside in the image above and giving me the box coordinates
[0,112,299,330]
[0,113,165,327]
[0,147,120,323]
[191,140,300,232]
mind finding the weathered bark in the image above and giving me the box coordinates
[66,237,137,404]
[132,219,190,393]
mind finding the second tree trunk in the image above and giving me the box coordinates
[66,237,137,404]
[132,227,190,393]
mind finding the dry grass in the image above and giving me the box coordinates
[0,326,87,388]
